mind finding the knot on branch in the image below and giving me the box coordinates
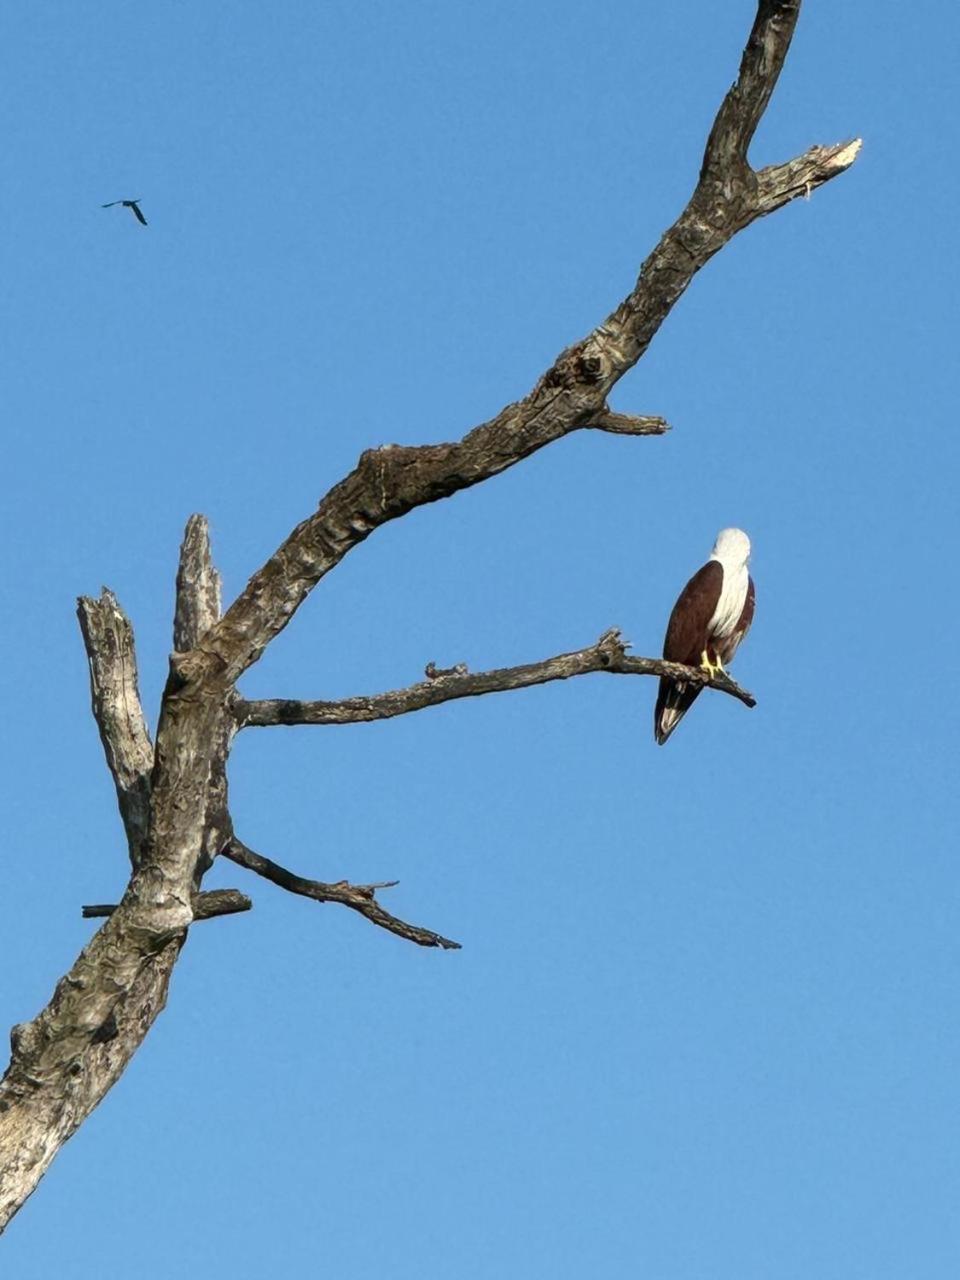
[9,1021,43,1063]
[576,351,605,383]
[166,649,211,691]
[425,661,469,680]
[90,1013,119,1045]
[541,341,608,393]
[328,878,399,902]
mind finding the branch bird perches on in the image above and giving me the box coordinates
[232,629,755,731]
[0,0,860,1232]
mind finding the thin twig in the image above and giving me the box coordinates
[221,839,460,950]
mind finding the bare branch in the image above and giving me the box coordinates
[190,1,857,689]
[82,889,252,921]
[174,514,222,652]
[77,590,154,862]
[587,410,671,437]
[234,629,755,729]
[222,839,461,950]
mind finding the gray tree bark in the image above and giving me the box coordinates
[0,0,858,1231]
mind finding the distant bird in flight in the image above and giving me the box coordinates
[101,198,148,226]
[654,527,755,745]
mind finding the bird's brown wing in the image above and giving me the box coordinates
[663,561,723,665]
[654,560,722,745]
[130,202,147,226]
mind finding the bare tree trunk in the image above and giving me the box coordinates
[0,0,858,1231]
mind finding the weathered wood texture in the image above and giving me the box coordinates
[173,514,222,653]
[0,0,858,1232]
[76,591,153,864]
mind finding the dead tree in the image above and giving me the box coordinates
[0,0,858,1231]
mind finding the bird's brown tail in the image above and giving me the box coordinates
[654,677,702,745]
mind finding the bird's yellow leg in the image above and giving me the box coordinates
[699,649,720,679]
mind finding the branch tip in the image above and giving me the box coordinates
[830,137,862,170]
[174,512,222,652]
[588,410,671,437]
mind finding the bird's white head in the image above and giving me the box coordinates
[710,527,751,566]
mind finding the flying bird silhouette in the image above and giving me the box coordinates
[101,199,148,226]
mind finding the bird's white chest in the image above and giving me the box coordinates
[708,563,749,640]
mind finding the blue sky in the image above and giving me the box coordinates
[2,1,959,1275]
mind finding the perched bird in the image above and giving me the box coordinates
[654,527,755,745]
[101,198,147,226]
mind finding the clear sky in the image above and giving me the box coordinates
[2,2,958,1276]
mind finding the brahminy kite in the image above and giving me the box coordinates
[102,199,148,226]
[654,527,755,745]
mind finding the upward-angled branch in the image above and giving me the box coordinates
[173,514,232,880]
[174,515,222,652]
[76,590,153,862]
[191,0,857,687]
[702,0,799,176]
